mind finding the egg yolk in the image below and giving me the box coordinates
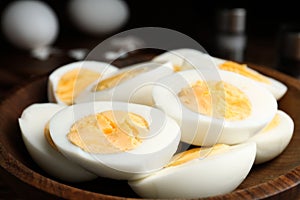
[261,113,280,133]
[67,110,149,154]
[219,61,270,84]
[167,144,229,167]
[173,58,194,72]
[56,68,101,105]
[94,67,149,91]
[173,65,182,72]
[44,121,59,152]
[178,81,252,121]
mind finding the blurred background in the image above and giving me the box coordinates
[1,0,299,43]
[0,0,299,90]
[0,0,300,198]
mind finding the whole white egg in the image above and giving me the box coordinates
[67,0,129,35]
[49,101,181,180]
[152,69,278,146]
[129,142,256,198]
[1,0,59,50]
[18,103,97,182]
[249,110,294,164]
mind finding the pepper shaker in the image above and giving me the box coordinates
[214,8,247,62]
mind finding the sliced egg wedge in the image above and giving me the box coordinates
[249,110,294,164]
[152,69,278,146]
[48,60,119,105]
[152,48,287,100]
[49,101,181,180]
[218,60,287,100]
[152,48,216,71]
[18,103,97,182]
[75,61,174,106]
[128,142,256,199]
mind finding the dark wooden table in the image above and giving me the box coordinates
[0,33,291,199]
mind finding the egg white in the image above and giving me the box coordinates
[153,48,287,100]
[75,61,174,106]
[152,48,219,71]
[249,110,294,164]
[49,101,181,180]
[128,141,256,199]
[152,69,278,146]
[255,74,287,100]
[216,61,287,100]
[48,60,119,105]
[18,103,97,182]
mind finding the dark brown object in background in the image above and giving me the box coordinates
[277,24,300,79]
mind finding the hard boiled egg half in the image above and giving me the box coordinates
[152,69,278,146]
[49,101,181,180]
[153,48,287,100]
[18,103,97,182]
[249,110,294,164]
[217,60,287,100]
[75,61,174,106]
[129,141,256,198]
[153,48,225,72]
[48,60,119,105]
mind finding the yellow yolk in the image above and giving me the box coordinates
[261,114,280,133]
[173,65,182,72]
[167,144,229,167]
[44,121,59,152]
[94,67,149,91]
[219,61,270,84]
[56,68,101,105]
[178,81,252,121]
[67,110,149,154]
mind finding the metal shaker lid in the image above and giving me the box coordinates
[216,8,246,34]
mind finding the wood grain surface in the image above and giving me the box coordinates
[0,51,300,199]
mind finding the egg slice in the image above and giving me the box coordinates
[49,101,181,180]
[152,69,278,146]
[218,60,287,100]
[129,141,256,199]
[18,103,97,182]
[153,48,287,100]
[249,110,294,164]
[152,48,216,71]
[75,61,174,106]
[48,60,119,105]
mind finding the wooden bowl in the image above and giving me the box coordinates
[1,57,300,199]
